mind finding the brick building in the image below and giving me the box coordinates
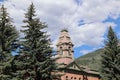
[54,29,100,80]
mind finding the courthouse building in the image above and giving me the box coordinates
[54,29,100,80]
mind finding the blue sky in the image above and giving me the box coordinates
[1,0,120,58]
[75,17,120,57]
[0,0,3,2]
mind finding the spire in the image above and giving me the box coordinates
[56,29,74,65]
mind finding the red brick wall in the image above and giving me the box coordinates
[56,57,73,65]
[60,72,100,80]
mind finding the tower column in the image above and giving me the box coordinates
[56,29,74,65]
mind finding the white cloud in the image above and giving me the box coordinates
[80,49,94,55]
[1,0,120,54]
[69,22,116,47]
[79,47,101,55]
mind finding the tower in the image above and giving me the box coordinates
[56,29,74,65]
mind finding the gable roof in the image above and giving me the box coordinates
[63,61,100,75]
[65,61,83,71]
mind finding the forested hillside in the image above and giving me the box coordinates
[75,49,104,71]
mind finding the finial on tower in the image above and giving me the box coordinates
[61,28,68,32]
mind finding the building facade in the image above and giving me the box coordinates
[55,29,100,80]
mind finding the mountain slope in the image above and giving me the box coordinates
[75,49,104,71]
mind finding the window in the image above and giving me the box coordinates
[73,65,76,69]
[66,76,68,80]
[66,36,70,40]
[59,36,64,39]
[74,77,76,80]
[79,78,81,80]
[66,76,68,78]
[60,46,62,49]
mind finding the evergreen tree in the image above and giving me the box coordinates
[16,3,56,80]
[0,5,19,79]
[101,27,120,80]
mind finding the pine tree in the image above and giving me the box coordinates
[0,5,19,79]
[100,27,120,80]
[16,3,57,80]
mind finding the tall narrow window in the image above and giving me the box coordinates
[74,77,76,80]
[79,77,81,80]
[66,76,68,80]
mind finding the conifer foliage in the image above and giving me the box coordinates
[101,27,120,80]
[0,5,19,79]
[17,3,55,80]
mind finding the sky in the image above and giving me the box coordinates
[0,0,120,58]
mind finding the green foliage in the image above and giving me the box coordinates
[0,5,19,79]
[13,3,57,80]
[100,27,120,80]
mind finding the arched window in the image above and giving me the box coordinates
[66,76,68,80]
[74,77,76,80]
[79,77,81,80]
[60,46,62,49]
